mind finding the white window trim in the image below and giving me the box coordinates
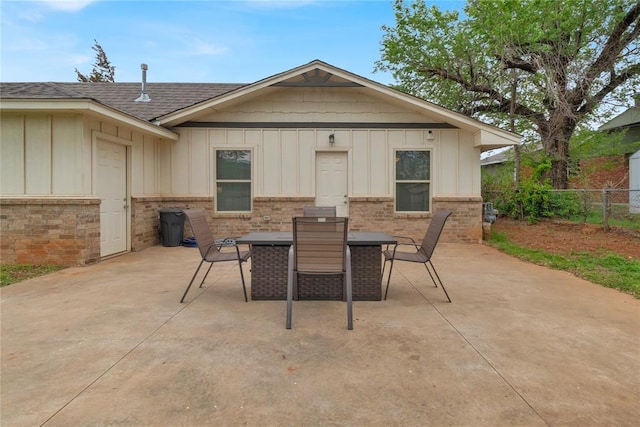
[214,148,253,213]
[394,148,432,213]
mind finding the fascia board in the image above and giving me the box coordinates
[1,99,178,140]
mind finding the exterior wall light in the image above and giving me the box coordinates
[329,134,335,144]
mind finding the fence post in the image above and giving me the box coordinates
[602,187,610,232]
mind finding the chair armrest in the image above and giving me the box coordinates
[215,237,238,249]
[391,235,417,244]
[385,235,419,251]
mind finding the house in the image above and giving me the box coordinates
[1,60,518,266]
[598,99,640,213]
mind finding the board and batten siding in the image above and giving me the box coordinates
[0,112,166,197]
[170,86,482,200]
[174,127,481,200]
[1,113,86,195]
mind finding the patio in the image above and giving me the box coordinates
[1,243,638,426]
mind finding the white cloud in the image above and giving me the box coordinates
[190,39,227,56]
[241,0,318,9]
[37,0,98,12]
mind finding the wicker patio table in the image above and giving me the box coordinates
[236,231,396,301]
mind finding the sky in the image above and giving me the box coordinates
[0,0,464,85]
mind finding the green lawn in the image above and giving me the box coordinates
[0,264,65,287]
[488,231,640,298]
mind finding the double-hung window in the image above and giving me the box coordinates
[215,150,251,212]
[395,150,431,212]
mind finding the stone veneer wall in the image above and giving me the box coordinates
[0,198,100,266]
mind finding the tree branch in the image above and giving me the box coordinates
[579,2,640,94]
[578,61,640,115]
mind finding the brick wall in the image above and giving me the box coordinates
[179,196,483,244]
[571,155,629,189]
[0,195,482,267]
[0,198,100,266]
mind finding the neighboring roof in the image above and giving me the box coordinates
[0,82,246,121]
[480,148,513,166]
[598,106,640,132]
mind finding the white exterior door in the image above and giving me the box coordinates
[315,152,348,216]
[97,140,128,256]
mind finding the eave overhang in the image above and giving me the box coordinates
[0,98,179,140]
[155,60,520,151]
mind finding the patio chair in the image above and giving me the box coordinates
[381,210,452,302]
[302,206,336,217]
[286,216,353,330]
[179,209,250,303]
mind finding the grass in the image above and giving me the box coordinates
[488,231,640,298]
[0,264,65,287]
[567,207,640,230]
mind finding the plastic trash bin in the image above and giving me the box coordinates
[158,208,185,247]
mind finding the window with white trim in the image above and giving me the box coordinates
[395,150,430,212]
[215,150,251,212]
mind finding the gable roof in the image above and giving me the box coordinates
[154,60,520,150]
[1,60,519,150]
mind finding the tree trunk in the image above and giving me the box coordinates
[539,115,577,189]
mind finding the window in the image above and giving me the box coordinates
[216,150,251,212]
[395,150,430,212]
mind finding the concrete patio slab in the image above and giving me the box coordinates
[1,243,638,426]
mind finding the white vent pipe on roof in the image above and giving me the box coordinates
[135,63,151,102]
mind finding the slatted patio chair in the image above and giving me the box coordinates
[381,210,452,302]
[302,206,336,217]
[286,216,353,330]
[179,209,250,303]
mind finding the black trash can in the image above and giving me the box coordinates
[158,208,185,247]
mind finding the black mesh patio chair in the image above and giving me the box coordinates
[286,216,353,330]
[179,209,250,303]
[302,206,336,217]
[381,210,452,302]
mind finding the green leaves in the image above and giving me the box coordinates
[377,0,640,188]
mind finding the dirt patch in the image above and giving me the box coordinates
[491,218,640,260]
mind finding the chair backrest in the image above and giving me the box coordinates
[183,209,218,259]
[293,216,348,274]
[419,210,452,259]
[303,206,336,217]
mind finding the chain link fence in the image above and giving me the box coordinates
[484,188,640,231]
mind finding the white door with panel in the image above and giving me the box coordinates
[315,152,348,216]
[97,140,128,257]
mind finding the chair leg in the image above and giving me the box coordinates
[286,246,294,329]
[428,260,452,302]
[238,259,248,302]
[383,258,395,300]
[423,263,438,288]
[346,247,353,330]
[198,263,214,288]
[180,259,205,303]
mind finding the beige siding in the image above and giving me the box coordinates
[1,114,25,194]
[179,126,481,202]
[197,87,443,123]
[0,112,167,198]
[25,115,52,194]
[439,130,459,195]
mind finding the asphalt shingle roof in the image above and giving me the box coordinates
[0,82,247,121]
